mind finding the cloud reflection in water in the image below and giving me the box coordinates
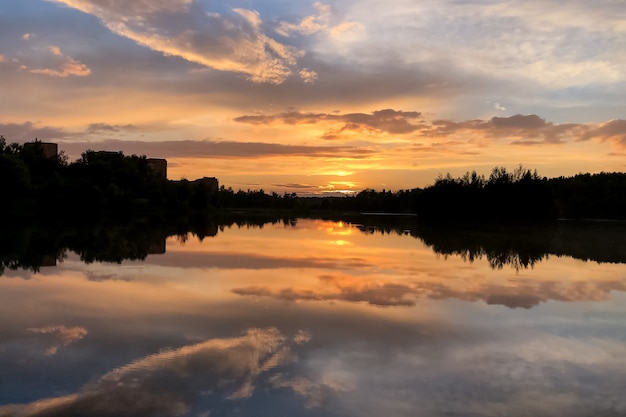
[2,219,626,416]
[0,328,312,417]
[232,272,626,309]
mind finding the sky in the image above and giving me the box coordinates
[1,0,625,194]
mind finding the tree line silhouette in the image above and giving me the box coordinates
[417,166,556,222]
[0,138,299,216]
[308,167,626,221]
[3,136,626,220]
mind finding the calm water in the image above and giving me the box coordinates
[1,218,626,416]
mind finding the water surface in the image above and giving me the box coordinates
[1,218,625,416]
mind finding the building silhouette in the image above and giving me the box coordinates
[25,141,220,189]
[147,158,167,180]
[24,141,58,159]
[192,177,219,192]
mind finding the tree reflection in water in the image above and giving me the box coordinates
[351,215,626,270]
[3,214,626,275]
[0,214,298,275]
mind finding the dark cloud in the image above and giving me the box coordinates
[57,139,375,160]
[489,115,585,144]
[235,108,423,139]
[423,114,595,145]
[172,57,470,112]
[272,183,320,190]
[490,114,547,129]
[408,142,481,156]
[147,251,371,271]
[85,123,135,134]
[0,122,69,142]
[580,119,626,145]
[428,118,486,133]
[85,272,130,282]
[6,115,626,166]
[235,109,421,134]
[509,140,545,146]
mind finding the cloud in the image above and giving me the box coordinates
[492,117,626,147]
[268,373,351,408]
[276,2,359,39]
[146,251,371,271]
[26,325,88,356]
[6,113,626,167]
[489,115,584,144]
[0,122,69,142]
[49,46,62,56]
[408,141,481,157]
[272,183,320,191]
[491,114,547,129]
[233,274,420,307]
[47,0,303,84]
[85,123,135,134]
[29,45,91,77]
[276,2,333,37]
[299,68,318,84]
[580,119,626,146]
[232,272,626,310]
[233,110,611,145]
[57,139,375,160]
[1,328,305,417]
[334,330,626,417]
[340,0,626,92]
[422,114,596,145]
[235,109,423,137]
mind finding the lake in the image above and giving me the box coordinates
[1,216,626,416]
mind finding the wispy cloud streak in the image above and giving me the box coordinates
[46,0,302,83]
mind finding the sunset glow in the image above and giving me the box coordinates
[1,0,625,193]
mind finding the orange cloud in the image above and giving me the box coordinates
[275,2,360,40]
[299,68,319,84]
[26,325,88,356]
[234,109,423,137]
[580,119,626,146]
[232,272,626,309]
[29,46,91,78]
[56,139,376,160]
[233,110,614,146]
[49,46,62,56]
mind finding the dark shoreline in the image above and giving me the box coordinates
[3,139,626,222]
